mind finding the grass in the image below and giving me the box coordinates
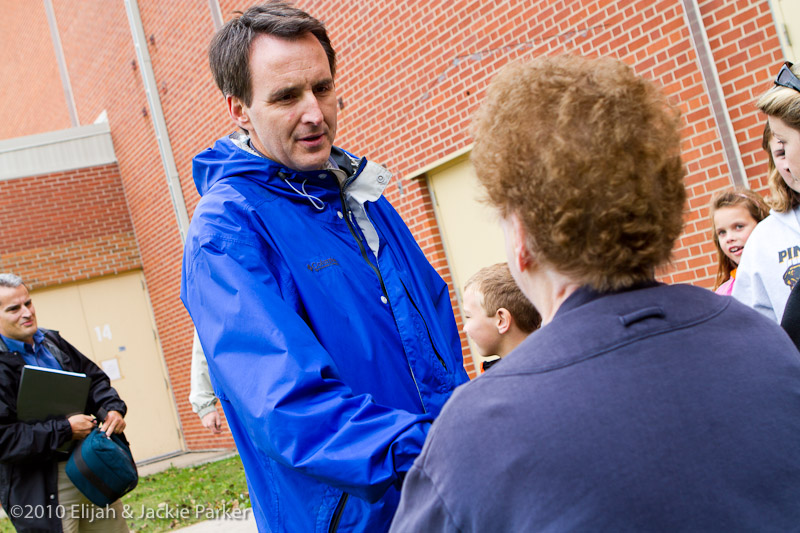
[0,455,251,532]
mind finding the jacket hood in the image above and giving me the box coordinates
[193,132,361,196]
[193,132,393,212]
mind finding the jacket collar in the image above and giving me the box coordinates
[554,280,662,319]
[195,131,392,208]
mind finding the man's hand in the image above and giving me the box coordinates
[100,410,126,437]
[201,409,223,434]
[68,414,97,440]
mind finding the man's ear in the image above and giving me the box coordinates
[495,308,512,334]
[227,95,250,131]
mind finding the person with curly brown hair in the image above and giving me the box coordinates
[390,55,800,532]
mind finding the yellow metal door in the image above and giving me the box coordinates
[32,271,183,461]
[426,153,508,369]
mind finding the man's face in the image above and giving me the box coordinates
[229,32,338,171]
[0,285,38,344]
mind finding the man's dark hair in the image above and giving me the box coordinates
[209,1,336,107]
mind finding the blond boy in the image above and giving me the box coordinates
[462,263,541,369]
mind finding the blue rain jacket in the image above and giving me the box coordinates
[181,134,469,533]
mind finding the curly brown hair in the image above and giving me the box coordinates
[464,263,541,333]
[471,55,686,291]
[709,189,770,290]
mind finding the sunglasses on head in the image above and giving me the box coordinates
[775,61,800,93]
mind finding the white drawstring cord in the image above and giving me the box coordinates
[283,176,325,211]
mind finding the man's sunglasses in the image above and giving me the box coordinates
[775,61,800,93]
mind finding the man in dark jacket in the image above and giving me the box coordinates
[0,273,128,532]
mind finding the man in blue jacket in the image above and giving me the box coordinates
[180,2,469,531]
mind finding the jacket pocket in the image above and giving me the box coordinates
[328,493,348,533]
[316,486,348,533]
[400,279,447,373]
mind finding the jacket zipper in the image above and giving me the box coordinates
[400,280,447,371]
[328,493,348,533]
[338,178,427,413]
[338,188,389,300]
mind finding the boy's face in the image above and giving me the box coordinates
[462,286,502,357]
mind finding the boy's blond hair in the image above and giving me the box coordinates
[464,263,541,333]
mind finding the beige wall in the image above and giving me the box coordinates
[33,271,183,461]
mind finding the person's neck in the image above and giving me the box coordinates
[497,328,531,358]
[518,267,581,326]
[0,332,35,346]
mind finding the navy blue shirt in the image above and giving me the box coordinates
[1,330,62,370]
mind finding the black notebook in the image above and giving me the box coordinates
[16,365,90,422]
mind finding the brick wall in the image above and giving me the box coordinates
[46,0,234,451]
[315,0,782,290]
[0,1,70,139]
[0,164,141,287]
[0,0,788,448]
[317,0,783,360]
